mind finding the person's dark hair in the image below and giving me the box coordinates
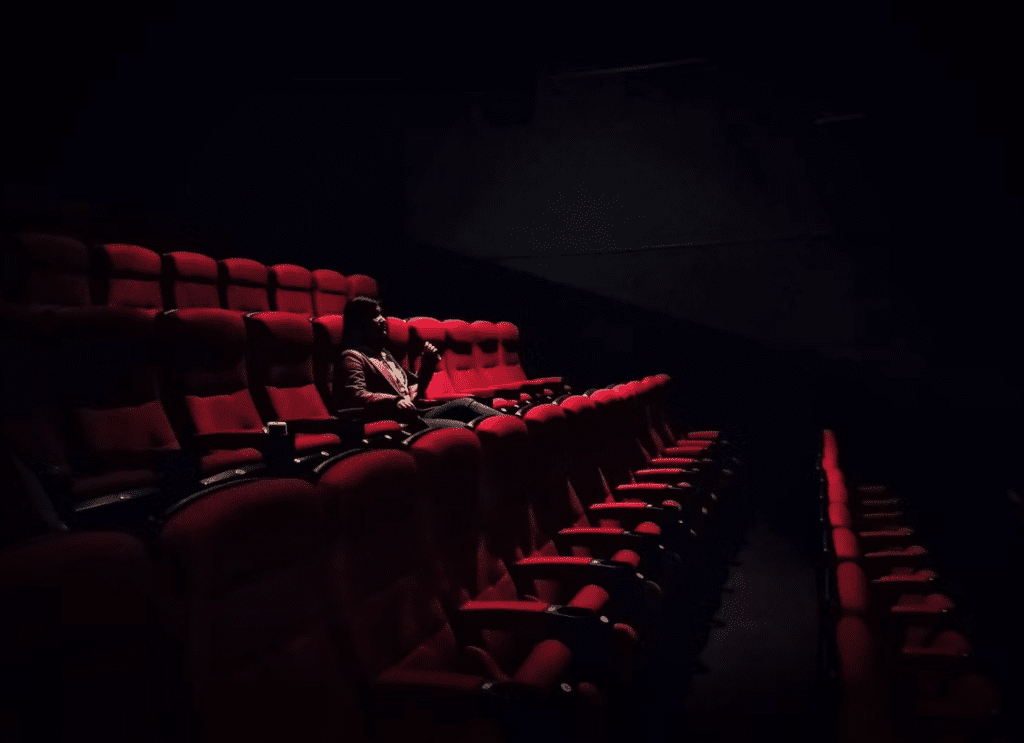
[341,295,382,349]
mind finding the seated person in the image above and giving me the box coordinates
[338,296,501,430]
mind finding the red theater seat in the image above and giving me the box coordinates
[93,243,164,318]
[316,445,597,742]
[269,264,315,317]
[311,268,349,316]
[162,251,221,310]
[158,308,275,480]
[244,311,352,458]
[346,273,379,301]
[407,317,467,401]
[217,258,270,314]
[2,233,92,331]
[0,531,165,742]
[153,477,370,743]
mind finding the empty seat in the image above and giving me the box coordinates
[93,243,164,318]
[311,268,349,316]
[153,476,370,742]
[0,531,165,743]
[2,233,93,328]
[316,445,593,742]
[443,319,494,394]
[218,258,270,314]
[157,308,272,480]
[3,314,195,529]
[492,321,564,394]
[244,311,355,457]
[162,251,221,310]
[269,264,315,317]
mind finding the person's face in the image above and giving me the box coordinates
[365,305,388,340]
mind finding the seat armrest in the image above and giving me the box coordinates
[553,526,645,556]
[510,556,646,592]
[456,601,614,664]
[633,468,695,484]
[589,500,679,530]
[857,527,916,548]
[285,417,346,435]
[192,430,270,450]
[861,546,929,579]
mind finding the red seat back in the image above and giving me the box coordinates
[245,312,337,453]
[315,449,445,684]
[346,274,379,301]
[93,243,163,316]
[8,232,92,307]
[443,320,489,392]
[493,321,529,386]
[270,264,314,317]
[0,531,163,742]
[155,477,366,742]
[311,269,349,316]
[162,251,220,310]
[407,317,456,398]
[218,258,270,314]
[158,308,267,476]
[311,314,345,407]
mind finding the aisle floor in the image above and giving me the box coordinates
[681,516,821,743]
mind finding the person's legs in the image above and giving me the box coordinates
[420,398,501,424]
[420,417,468,430]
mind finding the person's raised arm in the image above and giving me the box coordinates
[412,342,441,402]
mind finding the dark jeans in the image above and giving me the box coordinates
[408,398,503,430]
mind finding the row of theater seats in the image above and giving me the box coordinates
[818,430,1007,743]
[0,232,566,404]
[1,232,380,321]
[0,301,581,533]
[1,374,735,743]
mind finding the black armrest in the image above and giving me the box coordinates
[510,556,646,594]
[285,417,345,435]
[192,431,270,450]
[588,501,674,529]
[551,527,645,557]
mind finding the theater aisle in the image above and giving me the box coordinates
[670,424,823,743]
[681,513,821,743]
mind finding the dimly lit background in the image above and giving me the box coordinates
[5,0,1022,708]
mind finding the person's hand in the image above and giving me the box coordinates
[396,399,416,413]
[422,342,440,361]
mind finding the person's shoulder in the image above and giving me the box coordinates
[340,348,371,361]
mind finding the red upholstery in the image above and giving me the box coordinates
[218,258,270,313]
[269,264,314,317]
[442,319,492,393]
[94,243,163,316]
[0,531,163,742]
[162,251,220,310]
[7,232,92,308]
[346,274,379,301]
[311,268,349,316]
[158,308,267,476]
[407,317,459,399]
[244,312,340,454]
[835,616,900,743]
[154,477,368,742]
[385,317,411,371]
[311,314,345,407]
[316,446,576,738]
